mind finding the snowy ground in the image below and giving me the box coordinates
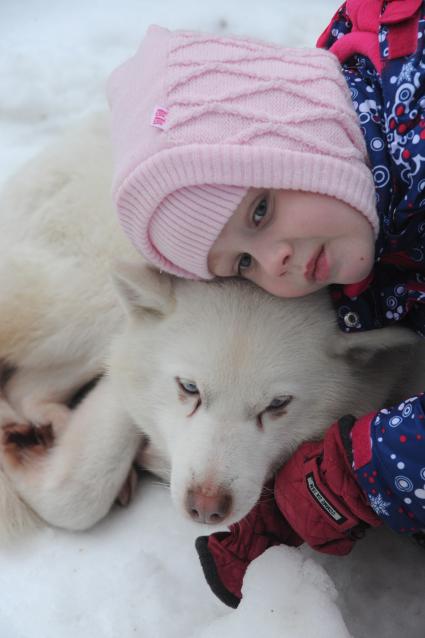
[0,1,424,637]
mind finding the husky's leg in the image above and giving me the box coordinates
[0,398,41,540]
[0,376,142,531]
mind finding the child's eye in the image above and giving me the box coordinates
[252,197,268,225]
[237,253,252,276]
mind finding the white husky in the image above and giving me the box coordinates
[0,114,422,540]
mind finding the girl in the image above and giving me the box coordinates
[107,0,425,606]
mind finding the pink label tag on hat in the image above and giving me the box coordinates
[151,106,168,129]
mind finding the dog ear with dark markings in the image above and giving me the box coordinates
[111,260,176,318]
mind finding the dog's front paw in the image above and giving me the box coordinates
[2,422,54,468]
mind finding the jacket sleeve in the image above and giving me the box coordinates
[347,395,425,536]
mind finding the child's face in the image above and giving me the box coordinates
[207,189,376,298]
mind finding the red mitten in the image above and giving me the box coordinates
[275,415,382,555]
[195,486,302,608]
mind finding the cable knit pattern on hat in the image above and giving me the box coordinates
[107,25,378,279]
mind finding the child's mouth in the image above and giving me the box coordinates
[313,247,329,282]
[305,247,329,283]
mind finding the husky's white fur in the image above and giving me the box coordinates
[0,114,422,540]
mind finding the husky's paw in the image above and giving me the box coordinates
[2,422,54,468]
[116,465,139,507]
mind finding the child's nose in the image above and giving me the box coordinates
[259,242,292,277]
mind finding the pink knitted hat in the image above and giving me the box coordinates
[107,25,378,280]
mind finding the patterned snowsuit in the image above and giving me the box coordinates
[319,0,425,536]
[195,0,425,608]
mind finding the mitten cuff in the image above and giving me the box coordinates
[195,536,240,609]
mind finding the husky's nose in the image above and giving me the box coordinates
[185,487,232,524]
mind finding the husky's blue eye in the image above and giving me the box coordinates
[252,197,268,225]
[177,378,199,395]
[266,396,292,412]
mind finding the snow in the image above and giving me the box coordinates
[199,547,352,638]
[0,1,424,636]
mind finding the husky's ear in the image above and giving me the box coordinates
[330,325,419,364]
[112,260,175,317]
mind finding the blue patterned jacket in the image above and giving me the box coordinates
[317,0,425,537]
